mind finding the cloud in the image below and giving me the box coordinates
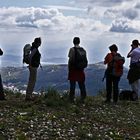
[45,5,85,11]
[135,2,140,9]
[1,5,139,35]
[1,3,140,67]
[122,9,138,20]
[87,6,105,19]
[0,7,106,33]
[0,7,62,29]
[104,8,138,20]
[104,9,120,19]
[110,18,140,33]
[77,0,140,21]
[75,0,132,7]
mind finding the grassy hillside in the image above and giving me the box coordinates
[0,90,140,140]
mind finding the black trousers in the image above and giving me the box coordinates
[0,74,5,100]
[69,81,86,101]
[106,74,120,102]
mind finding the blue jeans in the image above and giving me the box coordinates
[69,80,86,101]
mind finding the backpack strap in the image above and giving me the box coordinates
[73,47,78,68]
[105,53,117,75]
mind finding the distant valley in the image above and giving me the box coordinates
[1,62,130,95]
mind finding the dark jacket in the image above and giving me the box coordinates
[30,43,41,68]
[127,66,140,84]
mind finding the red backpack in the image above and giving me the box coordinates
[108,53,125,77]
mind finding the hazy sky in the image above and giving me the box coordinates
[0,0,140,67]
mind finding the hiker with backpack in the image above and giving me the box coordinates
[0,48,6,100]
[25,37,41,101]
[68,37,88,103]
[127,39,140,99]
[104,44,125,104]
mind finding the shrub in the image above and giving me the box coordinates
[44,87,69,107]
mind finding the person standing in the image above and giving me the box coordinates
[0,48,6,100]
[68,37,88,103]
[25,37,41,101]
[127,39,140,99]
[104,44,125,103]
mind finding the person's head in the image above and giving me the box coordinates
[34,37,41,47]
[109,44,118,52]
[73,37,80,45]
[131,39,140,48]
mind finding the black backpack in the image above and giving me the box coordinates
[119,90,138,101]
[74,47,88,70]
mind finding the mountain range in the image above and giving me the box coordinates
[1,62,130,95]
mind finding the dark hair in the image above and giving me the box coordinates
[34,37,41,44]
[73,37,80,45]
[31,37,41,49]
[131,39,140,46]
[109,44,118,52]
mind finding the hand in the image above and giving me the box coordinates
[27,65,32,69]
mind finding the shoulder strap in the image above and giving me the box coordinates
[107,53,115,70]
[30,48,37,59]
[109,53,115,63]
[73,47,77,65]
[111,52,120,62]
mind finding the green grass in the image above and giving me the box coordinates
[0,89,140,140]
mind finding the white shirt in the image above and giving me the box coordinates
[129,47,140,64]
